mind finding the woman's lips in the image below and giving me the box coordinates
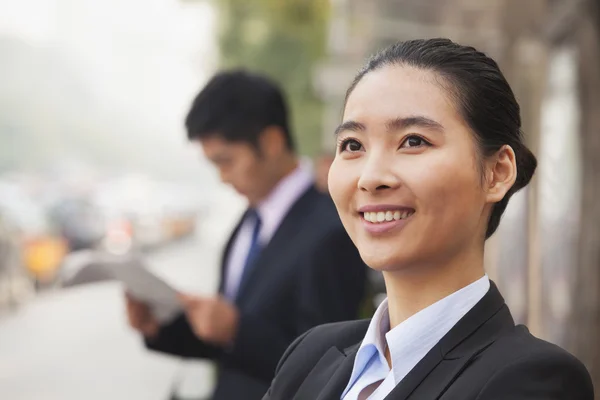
[359,209,415,234]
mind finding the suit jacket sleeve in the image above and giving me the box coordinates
[224,225,365,383]
[144,313,223,359]
[475,350,594,399]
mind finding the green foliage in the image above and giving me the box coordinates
[214,0,329,157]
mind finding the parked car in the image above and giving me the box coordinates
[49,196,106,252]
[93,176,202,252]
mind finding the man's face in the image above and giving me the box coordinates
[197,136,275,206]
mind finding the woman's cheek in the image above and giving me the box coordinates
[404,154,479,219]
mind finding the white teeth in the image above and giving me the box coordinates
[363,210,414,224]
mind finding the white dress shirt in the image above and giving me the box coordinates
[342,275,491,400]
[223,161,314,299]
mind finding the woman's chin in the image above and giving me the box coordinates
[360,251,411,272]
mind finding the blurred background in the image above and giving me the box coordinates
[1,0,600,398]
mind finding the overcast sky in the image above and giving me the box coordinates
[0,0,220,181]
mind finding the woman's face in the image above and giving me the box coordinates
[328,65,492,272]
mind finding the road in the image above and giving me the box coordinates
[0,194,246,400]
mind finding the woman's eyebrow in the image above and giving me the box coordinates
[386,116,445,133]
[334,116,445,137]
[334,120,366,136]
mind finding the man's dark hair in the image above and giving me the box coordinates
[185,70,295,152]
[347,38,538,238]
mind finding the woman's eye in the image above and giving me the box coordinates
[340,139,363,153]
[401,135,429,148]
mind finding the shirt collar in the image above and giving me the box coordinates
[340,298,387,398]
[343,274,490,394]
[386,275,490,382]
[363,297,390,362]
[254,159,314,243]
[342,297,391,396]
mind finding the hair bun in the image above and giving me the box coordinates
[513,141,538,193]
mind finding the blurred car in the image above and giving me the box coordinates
[155,183,202,242]
[93,176,202,253]
[49,196,106,252]
[102,216,135,256]
[163,212,196,240]
[0,182,68,287]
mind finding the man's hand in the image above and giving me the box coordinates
[124,293,159,338]
[178,294,240,346]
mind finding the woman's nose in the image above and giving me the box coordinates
[357,153,401,193]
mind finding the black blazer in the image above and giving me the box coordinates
[145,186,367,400]
[263,282,594,400]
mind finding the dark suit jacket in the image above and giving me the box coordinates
[263,282,594,400]
[145,186,367,400]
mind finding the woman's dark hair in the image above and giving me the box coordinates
[185,69,295,152]
[346,38,537,238]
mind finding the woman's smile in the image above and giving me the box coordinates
[358,205,415,235]
[328,65,487,271]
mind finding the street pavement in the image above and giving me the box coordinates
[0,191,246,400]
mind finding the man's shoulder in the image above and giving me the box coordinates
[298,188,337,216]
[291,188,343,231]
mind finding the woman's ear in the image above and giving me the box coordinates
[485,145,517,204]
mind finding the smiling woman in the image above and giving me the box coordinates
[329,49,529,277]
[262,38,593,400]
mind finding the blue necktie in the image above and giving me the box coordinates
[237,209,262,297]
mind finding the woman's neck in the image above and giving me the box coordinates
[383,247,486,329]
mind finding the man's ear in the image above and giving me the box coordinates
[484,145,517,204]
[258,126,286,157]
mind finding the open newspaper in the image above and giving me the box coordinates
[61,250,182,323]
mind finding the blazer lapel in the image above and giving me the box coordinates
[385,282,514,400]
[384,343,493,400]
[394,339,498,400]
[292,343,360,400]
[384,346,445,400]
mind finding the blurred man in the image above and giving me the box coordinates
[125,70,366,400]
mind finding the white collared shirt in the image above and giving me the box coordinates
[342,275,490,400]
[223,161,314,299]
